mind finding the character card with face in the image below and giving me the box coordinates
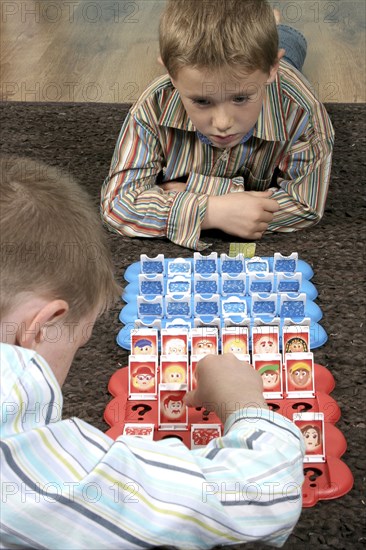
[158,385,188,429]
[123,424,155,440]
[129,357,157,400]
[161,328,188,357]
[191,424,222,449]
[252,325,280,355]
[160,356,188,385]
[285,352,315,398]
[253,353,283,399]
[131,328,158,356]
[221,327,250,361]
[190,327,218,358]
[282,325,310,358]
[293,412,325,462]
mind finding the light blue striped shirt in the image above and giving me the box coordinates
[1,343,305,549]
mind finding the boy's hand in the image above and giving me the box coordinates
[202,190,279,240]
[159,181,188,192]
[184,354,268,424]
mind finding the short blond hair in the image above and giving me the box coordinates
[0,156,120,321]
[159,0,278,78]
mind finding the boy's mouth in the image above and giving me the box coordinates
[211,134,238,144]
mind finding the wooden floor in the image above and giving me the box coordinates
[1,0,365,103]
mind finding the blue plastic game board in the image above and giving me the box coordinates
[117,252,327,351]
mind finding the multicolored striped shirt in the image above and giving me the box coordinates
[101,61,334,250]
[1,343,305,549]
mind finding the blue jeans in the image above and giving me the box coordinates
[277,24,307,72]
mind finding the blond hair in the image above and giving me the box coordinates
[159,0,278,78]
[0,156,120,321]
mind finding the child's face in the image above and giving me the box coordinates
[172,65,274,149]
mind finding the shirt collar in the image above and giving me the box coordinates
[158,86,196,131]
[158,72,288,142]
[252,72,288,142]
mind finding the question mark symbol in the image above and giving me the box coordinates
[267,403,280,412]
[131,403,152,420]
[292,402,313,412]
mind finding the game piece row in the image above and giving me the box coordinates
[139,252,301,276]
[130,322,311,357]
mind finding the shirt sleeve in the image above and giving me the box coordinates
[1,404,305,549]
[101,111,247,250]
[268,108,334,232]
[101,112,212,250]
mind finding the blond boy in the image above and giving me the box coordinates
[101,0,334,250]
[1,157,304,548]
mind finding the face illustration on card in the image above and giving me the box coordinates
[252,327,279,355]
[191,329,218,357]
[129,357,157,399]
[283,325,310,354]
[159,387,188,427]
[285,353,315,397]
[301,424,323,454]
[222,328,248,357]
[288,361,312,389]
[131,329,158,356]
[293,413,325,462]
[161,330,188,356]
[253,353,283,397]
[285,336,308,353]
[160,357,188,384]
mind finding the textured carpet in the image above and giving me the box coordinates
[1,101,365,549]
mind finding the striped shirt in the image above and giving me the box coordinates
[101,61,334,250]
[1,343,305,549]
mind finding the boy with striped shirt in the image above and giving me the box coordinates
[102,0,334,251]
[1,156,304,548]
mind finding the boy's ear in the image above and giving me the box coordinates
[266,48,286,84]
[157,55,165,67]
[18,299,69,350]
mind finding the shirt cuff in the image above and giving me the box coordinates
[166,191,210,250]
[186,172,244,195]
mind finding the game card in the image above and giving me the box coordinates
[158,385,188,430]
[161,328,188,356]
[190,327,218,357]
[293,412,326,462]
[160,356,188,385]
[191,424,222,449]
[128,356,158,400]
[285,352,315,398]
[221,326,249,360]
[123,424,155,440]
[282,324,310,357]
[252,325,280,355]
[130,328,158,356]
[253,353,283,399]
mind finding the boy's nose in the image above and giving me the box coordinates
[212,109,233,133]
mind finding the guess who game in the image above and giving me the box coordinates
[104,252,353,506]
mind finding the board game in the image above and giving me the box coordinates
[104,251,353,507]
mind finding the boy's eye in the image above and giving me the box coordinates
[192,98,211,106]
[233,96,249,104]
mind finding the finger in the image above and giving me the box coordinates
[262,198,280,213]
[183,390,198,408]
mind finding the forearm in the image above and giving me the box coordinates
[268,139,334,232]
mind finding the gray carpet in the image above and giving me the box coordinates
[1,101,365,549]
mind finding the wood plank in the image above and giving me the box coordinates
[0,0,364,103]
